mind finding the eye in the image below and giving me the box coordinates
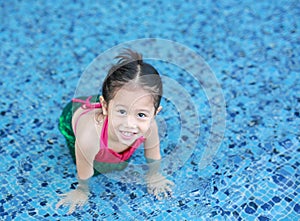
[118,109,127,115]
[137,113,147,118]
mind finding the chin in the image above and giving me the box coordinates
[118,133,140,146]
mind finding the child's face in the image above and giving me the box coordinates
[106,86,157,146]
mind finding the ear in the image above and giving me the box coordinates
[100,96,108,115]
[155,106,162,116]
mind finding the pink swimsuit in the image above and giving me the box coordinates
[72,96,145,163]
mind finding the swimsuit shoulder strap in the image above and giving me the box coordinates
[72,96,102,109]
[100,115,109,148]
[72,96,102,134]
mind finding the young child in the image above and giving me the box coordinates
[56,49,174,214]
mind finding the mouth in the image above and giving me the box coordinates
[119,130,137,140]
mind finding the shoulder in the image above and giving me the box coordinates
[144,119,159,144]
[143,119,161,159]
[72,107,103,129]
[72,107,103,147]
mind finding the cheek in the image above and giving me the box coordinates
[139,121,152,132]
[110,116,123,127]
[109,108,123,120]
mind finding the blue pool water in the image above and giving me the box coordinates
[1,0,299,220]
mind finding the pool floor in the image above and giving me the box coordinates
[0,0,299,220]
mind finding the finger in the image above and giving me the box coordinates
[56,198,67,209]
[165,180,175,187]
[153,188,158,199]
[155,194,162,201]
[57,193,68,197]
[154,188,162,200]
[79,202,85,209]
[78,199,87,208]
[164,186,173,197]
[164,186,173,195]
[78,200,83,208]
[163,189,169,198]
[55,202,62,209]
[67,203,77,215]
[147,186,154,194]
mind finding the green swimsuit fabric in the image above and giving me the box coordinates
[58,96,129,175]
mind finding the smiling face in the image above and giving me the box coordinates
[104,85,157,146]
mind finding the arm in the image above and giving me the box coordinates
[56,122,99,214]
[144,118,161,160]
[144,121,174,200]
[75,139,96,179]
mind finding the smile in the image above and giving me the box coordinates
[120,130,137,140]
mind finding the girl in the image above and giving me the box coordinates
[56,49,174,214]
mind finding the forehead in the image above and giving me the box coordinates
[110,86,154,109]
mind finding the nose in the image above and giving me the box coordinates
[126,115,137,128]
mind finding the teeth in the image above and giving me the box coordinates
[122,131,133,137]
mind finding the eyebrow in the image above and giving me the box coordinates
[115,104,127,109]
[138,109,151,114]
[115,105,151,113]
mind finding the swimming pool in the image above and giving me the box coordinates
[1,0,299,220]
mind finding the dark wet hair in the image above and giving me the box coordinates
[102,49,163,112]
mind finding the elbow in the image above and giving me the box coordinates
[77,168,94,180]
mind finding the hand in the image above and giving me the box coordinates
[146,173,174,200]
[56,188,89,215]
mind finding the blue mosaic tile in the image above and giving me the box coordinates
[1,0,300,220]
